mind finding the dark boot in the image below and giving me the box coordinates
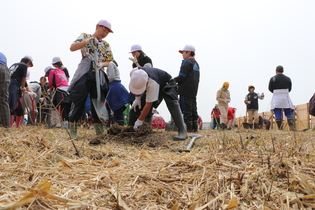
[168,100,187,140]
[185,122,193,132]
[192,121,198,132]
[276,120,283,130]
[287,118,296,131]
[128,110,139,126]
[219,123,227,130]
[243,123,250,129]
[254,123,258,129]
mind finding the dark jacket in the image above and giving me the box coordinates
[268,74,292,93]
[174,57,200,97]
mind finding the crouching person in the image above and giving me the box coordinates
[128,67,187,140]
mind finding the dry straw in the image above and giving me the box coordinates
[1,125,315,209]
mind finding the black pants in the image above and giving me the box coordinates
[212,118,220,129]
[179,95,198,123]
[129,79,178,125]
[69,79,102,123]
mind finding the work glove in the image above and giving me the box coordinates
[130,96,141,111]
[20,86,26,92]
[225,99,231,103]
[97,62,105,69]
[133,119,143,130]
[85,37,98,45]
[129,56,138,64]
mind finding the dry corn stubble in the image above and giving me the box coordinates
[1,125,315,209]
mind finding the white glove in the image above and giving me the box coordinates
[85,37,98,45]
[97,62,105,69]
[129,56,138,64]
[130,96,141,111]
[133,119,143,130]
[225,99,231,103]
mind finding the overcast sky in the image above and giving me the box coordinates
[1,0,315,123]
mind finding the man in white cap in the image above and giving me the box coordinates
[175,44,200,132]
[129,67,187,140]
[8,55,34,128]
[68,19,113,139]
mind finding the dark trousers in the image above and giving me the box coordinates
[212,118,220,129]
[69,80,102,123]
[179,95,198,123]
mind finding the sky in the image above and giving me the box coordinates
[1,0,315,123]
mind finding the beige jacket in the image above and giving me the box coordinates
[216,88,231,106]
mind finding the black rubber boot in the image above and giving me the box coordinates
[128,110,139,126]
[276,120,283,130]
[168,100,187,140]
[185,121,193,132]
[287,118,296,131]
[192,121,198,132]
[219,123,227,130]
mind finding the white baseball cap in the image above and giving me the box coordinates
[129,69,148,95]
[179,45,196,54]
[44,66,53,75]
[52,56,61,64]
[97,19,113,33]
[22,55,34,67]
[130,44,142,53]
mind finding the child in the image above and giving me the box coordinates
[244,85,264,129]
[8,55,34,128]
[129,67,187,140]
[105,60,132,126]
[174,44,200,132]
[68,19,113,139]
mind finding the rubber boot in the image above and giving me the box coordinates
[254,123,258,129]
[287,118,296,131]
[168,100,187,140]
[15,116,23,128]
[128,110,138,126]
[95,123,104,136]
[10,115,15,128]
[192,121,198,132]
[276,120,283,130]
[219,123,227,130]
[185,121,193,133]
[70,122,78,139]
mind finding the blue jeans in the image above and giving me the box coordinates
[273,108,294,120]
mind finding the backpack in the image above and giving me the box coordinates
[309,93,315,116]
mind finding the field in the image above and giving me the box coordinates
[1,125,315,210]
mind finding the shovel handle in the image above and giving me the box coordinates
[186,137,196,150]
[93,42,101,101]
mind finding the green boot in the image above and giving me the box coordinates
[167,100,187,141]
[70,122,78,139]
[95,123,104,136]
[287,118,296,131]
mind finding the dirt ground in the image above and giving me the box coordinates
[1,124,315,209]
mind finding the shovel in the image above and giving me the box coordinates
[91,41,109,124]
[172,134,202,153]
